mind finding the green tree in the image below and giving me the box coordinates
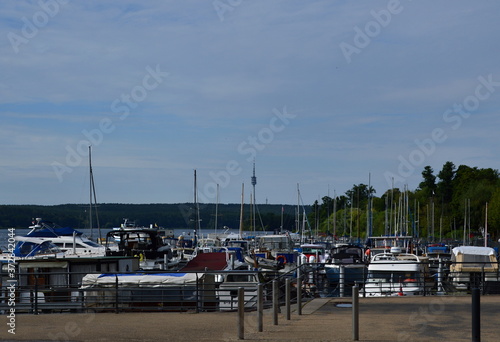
[419,165,436,199]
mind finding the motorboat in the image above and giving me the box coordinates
[105,229,178,270]
[0,236,64,260]
[364,247,434,296]
[19,218,106,257]
[323,245,367,296]
[449,246,500,292]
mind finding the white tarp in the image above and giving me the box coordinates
[80,272,201,288]
[452,246,495,256]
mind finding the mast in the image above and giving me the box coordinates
[333,190,337,238]
[194,169,200,237]
[89,146,93,240]
[88,146,101,241]
[485,202,488,247]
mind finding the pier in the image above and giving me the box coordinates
[3,295,500,341]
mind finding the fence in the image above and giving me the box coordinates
[1,260,500,314]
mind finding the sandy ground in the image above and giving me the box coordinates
[1,295,499,342]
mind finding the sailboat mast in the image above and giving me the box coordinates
[485,202,488,247]
[194,169,200,235]
[89,146,93,240]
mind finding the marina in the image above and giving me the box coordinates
[2,217,500,316]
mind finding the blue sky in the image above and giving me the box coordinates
[1,0,499,206]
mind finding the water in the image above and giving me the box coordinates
[0,227,265,248]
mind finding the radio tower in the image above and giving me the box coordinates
[251,161,257,233]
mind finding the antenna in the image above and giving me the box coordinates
[251,160,257,233]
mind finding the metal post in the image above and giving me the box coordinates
[437,257,445,295]
[352,285,359,341]
[195,273,200,313]
[340,265,345,297]
[257,283,263,332]
[472,288,480,342]
[297,275,302,316]
[34,274,38,315]
[273,280,279,325]
[115,274,119,314]
[296,257,302,315]
[238,287,244,340]
[285,278,291,320]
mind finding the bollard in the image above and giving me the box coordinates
[352,285,359,341]
[238,287,244,340]
[472,288,480,342]
[286,278,291,320]
[257,283,263,332]
[273,280,279,325]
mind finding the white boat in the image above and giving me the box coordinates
[20,218,106,257]
[299,243,329,264]
[0,236,65,260]
[449,246,500,291]
[364,247,433,296]
[217,271,265,311]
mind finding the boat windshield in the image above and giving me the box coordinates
[368,271,419,282]
[301,247,324,254]
[84,240,102,248]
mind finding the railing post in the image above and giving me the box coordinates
[339,265,345,297]
[352,285,359,341]
[34,274,39,315]
[195,273,200,313]
[297,260,302,315]
[285,278,291,320]
[273,280,279,325]
[257,283,263,332]
[115,274,119,314]
[238,287,244,340]
[472,288,480,342]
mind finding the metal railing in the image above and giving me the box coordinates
[2,260,500,314]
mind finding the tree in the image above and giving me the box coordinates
[419,166,436,199]
[437,161,455,204]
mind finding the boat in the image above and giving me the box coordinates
[217,271,266,311]
[364,247,434,296]
[245,234,298,271]
[80,272,216,311]
[0,236,64,260]
[449,246,500,292]
[365,235,417,257]
[104,229,178,270]
[298,243,328,264]
[323,244,367,296]
[18,218,106,257]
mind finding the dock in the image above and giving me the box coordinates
[3,295,500,341]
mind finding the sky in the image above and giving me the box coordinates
[1,0,500,206]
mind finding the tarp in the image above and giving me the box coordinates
[180,252,228,271]
[80,272,201,288]
[451,246,495,256]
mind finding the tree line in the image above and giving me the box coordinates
[0,203,302,233]
[309,162,500,242]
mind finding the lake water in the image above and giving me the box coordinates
[0,227,269,248]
